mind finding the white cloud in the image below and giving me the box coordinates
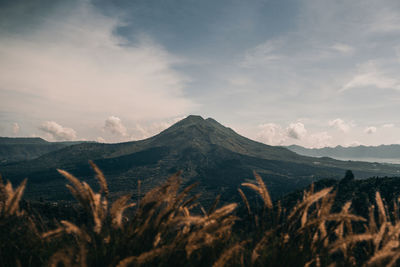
[104,116,127,137]
[0,1,194,125]
[308,132,332,148]
[341,62,400,92]
[329,118,351,133]
[256,123,287,146]
[39,121,77,141]
[364,126,377,134]
[383,123,395,128]
[287,122,307,140]
[345,141,364,147]
[12,122,19,134]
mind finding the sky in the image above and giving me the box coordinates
[1,0,400,147]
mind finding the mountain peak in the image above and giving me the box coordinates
[182,115,205,123]
[169,115,206,129]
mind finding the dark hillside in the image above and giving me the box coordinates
[0,137,89,164]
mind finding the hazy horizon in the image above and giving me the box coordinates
[1,0,400,148]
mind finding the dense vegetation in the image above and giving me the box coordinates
[2,164,400,266]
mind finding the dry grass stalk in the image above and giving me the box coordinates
[288,187,332,222]
[253,171,273,209]
[110,195,136,229]
[0,178,27,218]
[116,245,173,267]
[89,160,109,197]
[373,222,389,252]
[376,192,387,224]
[47,248,75,267]
[49,165,237,266]
[330,234,374,253]
[58,168,109,234]
[368,205,378,234]
[208,195,221,215]
[241,172,272,209]
[60,220,91,243]
[238,188,252,216]
[212,241,246,267]
[386,251,400,267]
[303,213,366,229]
[393,199,399,222]
[251,229,275,263]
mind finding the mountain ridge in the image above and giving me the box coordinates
[0,137,90,164]
[1,115,400,203]
[287,144,400,163]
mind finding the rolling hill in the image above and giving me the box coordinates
[0,137,89,164]
[1,115,400,203]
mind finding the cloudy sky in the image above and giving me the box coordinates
[1,0,400,147]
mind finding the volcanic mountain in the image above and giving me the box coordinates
[1,115,400,203]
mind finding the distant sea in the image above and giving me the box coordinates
[331,157,400,165]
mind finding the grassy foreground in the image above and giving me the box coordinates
[1,162,400,266]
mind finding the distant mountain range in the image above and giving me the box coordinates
[286,144,400,164]
[1,116,400,204]
[0,137,89,164]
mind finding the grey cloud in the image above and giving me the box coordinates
[364,126,377,134]
[287,122,307,140]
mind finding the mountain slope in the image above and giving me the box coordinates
[0,137,89,164]
[1,116,400,203]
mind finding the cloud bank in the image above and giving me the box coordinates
[0,1,194,129]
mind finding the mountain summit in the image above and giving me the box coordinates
[147,115,297,161]
[2,115,400,202]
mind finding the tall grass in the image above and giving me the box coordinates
[2,164,400,266]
